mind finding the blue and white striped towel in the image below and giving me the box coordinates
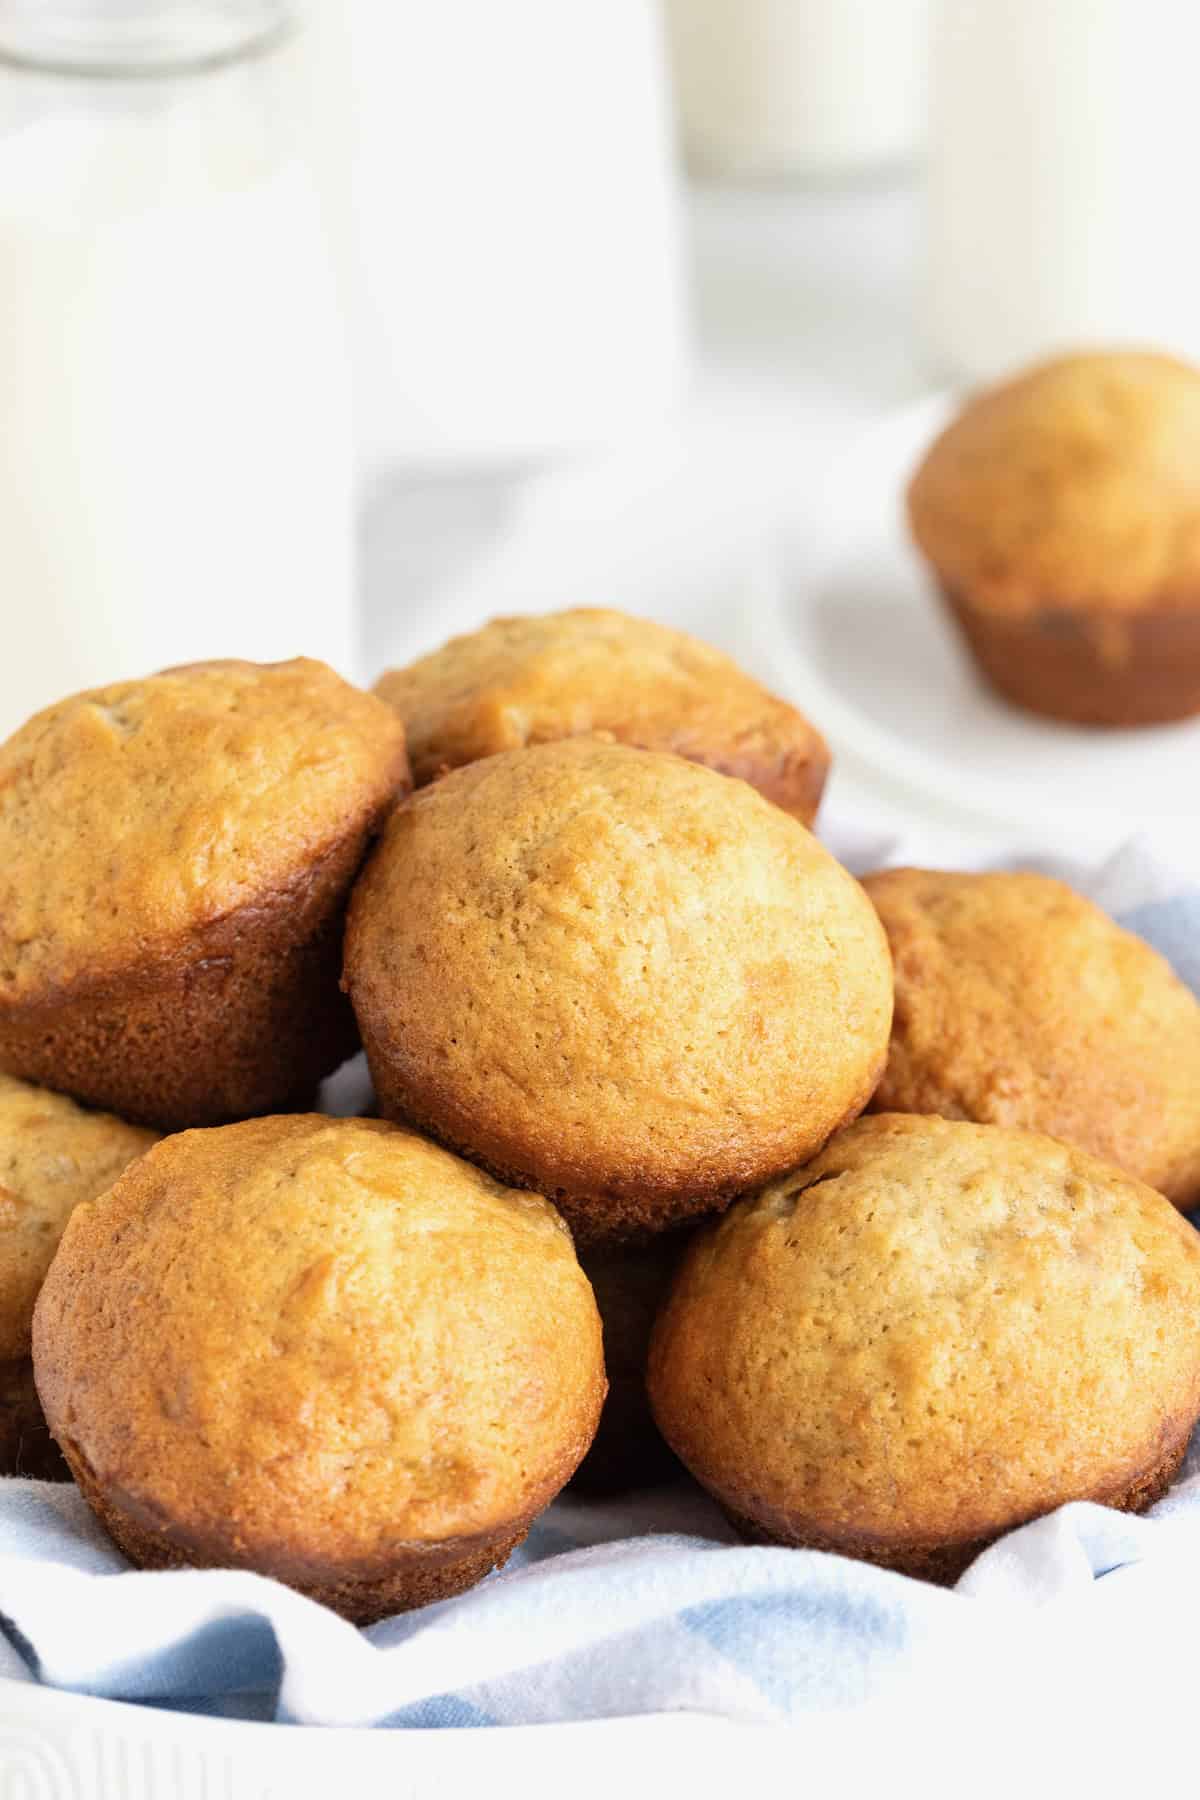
[1,828,1197,1731]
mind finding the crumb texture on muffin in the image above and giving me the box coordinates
[864,868,1200,1208]
[33,1115,604,1597]
[375,608,830,822]
[345,738,892,1241]
[908,350,1200,617]
[648,1115,1200,1570]
[0,1074,158,1360]
[0,658,409,1002]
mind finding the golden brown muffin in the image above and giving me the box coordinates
[648,1114,1200,1583]
[344,738,893,1245]
[33,1115,605,1622]
[573,1239,683,1492]
[374,609,830,823]
[0,660,409,1129]
[907,350,1200,725]
[0,1074,158,1479]
[863,868,1200,1208]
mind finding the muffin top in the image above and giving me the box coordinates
[0,1075,157,1360]
[0,659,408,1003]
[648,1114,1200,1553]
[907,351,1200,615]
[374,608,830,822]
[33,1115,604,1575]
[863,867,1200,1209]
[345,737,892,1237]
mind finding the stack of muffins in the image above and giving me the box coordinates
[7,378,1200,1621]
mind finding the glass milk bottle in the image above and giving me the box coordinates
[0,1,355,740]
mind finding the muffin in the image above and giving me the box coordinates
[648,1114,1200,1583]
[573,1238,683,1491]
[344,738,893,1245]
[374,608,830,823]
[908,350,1200,725]
[0,1075,157,1478]
[33,1115,605,1623]
[0,660,409,1129]
[863,868,1200,1208]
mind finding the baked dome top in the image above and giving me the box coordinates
[908,351,1200,615]
[375,607,829,820]
[0,659,407,1000]
[33,1114,603,1572]
[649,1113,1200,1551]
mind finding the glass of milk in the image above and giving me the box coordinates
[927,0,1200,381]
[663,0,930,182]
[0,0,355,740]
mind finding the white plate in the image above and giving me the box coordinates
[759,394,1200,864]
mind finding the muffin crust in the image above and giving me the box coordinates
[938,587,1200,726]
[908,352,1200,725]
[0,1075,158,1361]
[648,1115,1200,1580]
[375,609,830,823]
[0,1075,157,1478]
[345,739,893,1244]
[863,868,1200,1208]
[0,660,409,1126]
[909,351,1200,618]
[34,1115,604,1620]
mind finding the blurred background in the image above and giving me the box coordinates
[0,0,1195,858]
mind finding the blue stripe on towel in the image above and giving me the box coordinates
[1118,897,1200,994]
